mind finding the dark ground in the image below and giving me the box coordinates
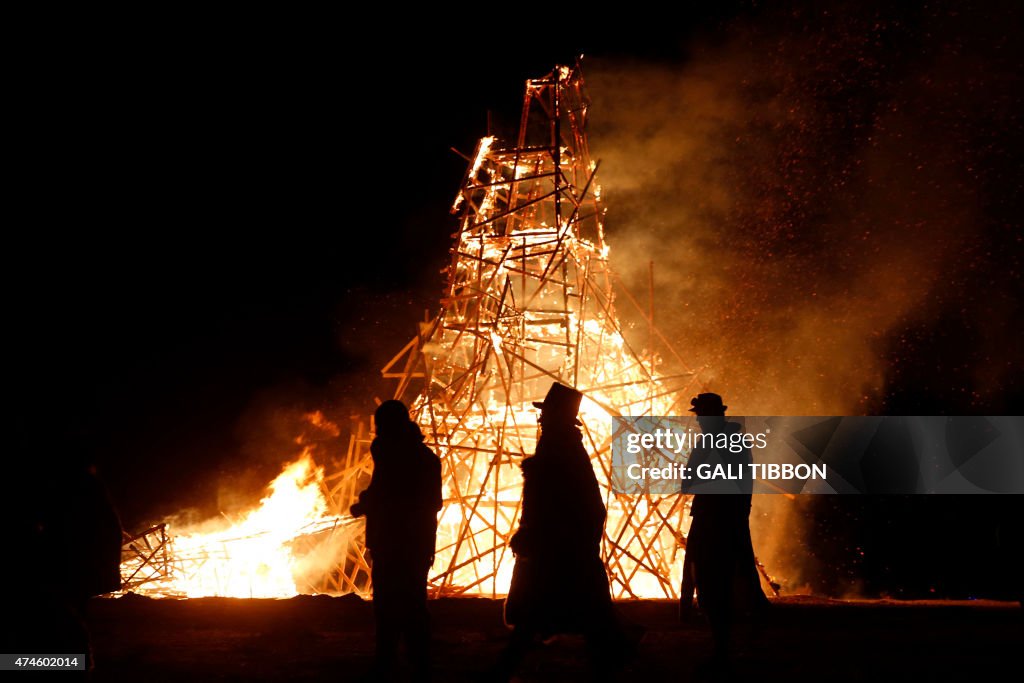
[85,595,1021,682]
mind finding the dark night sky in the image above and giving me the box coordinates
[12,2,1023,596]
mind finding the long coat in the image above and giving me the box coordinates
[354,421,442,567]
[504,424,613,632]
[683,420,765,617]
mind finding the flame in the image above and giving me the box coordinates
[303,410,340,436]
[452,135,497,212]
[124,450,352,598]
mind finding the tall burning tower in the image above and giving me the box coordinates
[377,64,699,598]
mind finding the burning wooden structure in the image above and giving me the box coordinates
[119,63,705,600]
[360,64,700,598]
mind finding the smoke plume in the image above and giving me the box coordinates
[588,4,1017,415]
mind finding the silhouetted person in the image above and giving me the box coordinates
[495,382,626,682]
[6,431,122,678]
[680,392,768,671]
[350,400,442,682]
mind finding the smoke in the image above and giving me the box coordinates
[221,398,344,514]
[293,521,365,593]
[585,4,1020,592]
[588,8,1002,415]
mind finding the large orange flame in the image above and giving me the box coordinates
[125,450,353,598]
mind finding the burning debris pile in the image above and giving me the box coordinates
[119,447,363,598]
[120,64,704,600]
[118,409,377,598]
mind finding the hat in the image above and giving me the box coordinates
[688,392,727,415]
[532,382,583,425]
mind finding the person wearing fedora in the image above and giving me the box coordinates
[680,392,768,672]
[493,382,626,681]
[350,400,442,683]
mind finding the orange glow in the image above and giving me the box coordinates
[122,451,353,598]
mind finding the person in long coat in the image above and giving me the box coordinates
[680,392,769,669]
[496,382,623,680]
[351,400,442,682]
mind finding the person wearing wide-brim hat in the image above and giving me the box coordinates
[495,382,626,679]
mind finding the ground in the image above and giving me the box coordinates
[86,595,1021,682]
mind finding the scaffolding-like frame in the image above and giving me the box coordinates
[341,64,702,599]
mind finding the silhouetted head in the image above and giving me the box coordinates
[532,382,583,427]
[688,392,727,417]
[689,393,727,433]
[374,400,411,435]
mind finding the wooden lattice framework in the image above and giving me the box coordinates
[120,524,172,592]
[115,64,779,602]
[357,64,702,599]
[316,417,374,594]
